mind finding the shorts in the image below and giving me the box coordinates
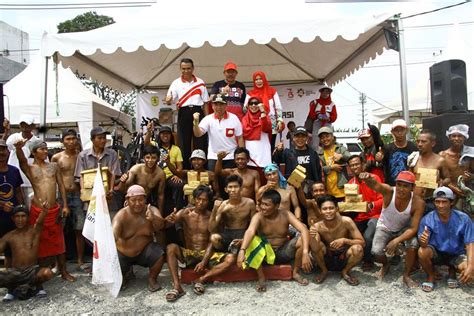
[371,225,419,257]
[118,242,164,273]
[179,247,225,268]
[63,191,84,230]
[429,246,467,267]
[219,228,246,253]
[324,245,349,271]
[0,265,40,293]
[29,203,65,258]
[274,237,298,264]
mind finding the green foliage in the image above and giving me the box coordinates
[57,11,115,33]
[380,118,421,145]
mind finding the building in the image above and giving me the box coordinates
[0,21,29,83]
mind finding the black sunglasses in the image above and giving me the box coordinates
[249,101,259,105]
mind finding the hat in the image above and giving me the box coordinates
[159,125,172,134]
[433,186,454,200]
[395,171,416,184]
[19,114,35,125]
[358,128,372,139]
[62,128,77,140]
[90,126,109,138]
[29,140,47,153]
[293,126,308,136]
[391,119,407,130]
[212,94,227,104]
[224,62,237,71]
[126,185,146,198]
[446,124,469,140]
[11,204,29,216]
[318,126,334,136]
[189,149,206,161]
[0,139,7,147]
[319,86,333,93]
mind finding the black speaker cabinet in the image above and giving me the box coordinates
[422,113,474,153]
[429,59,468,114]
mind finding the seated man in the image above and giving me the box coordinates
[297,181,327,226]
[237,189,312,291]
[0,203,54,301]
[360,170,425,287]
[309,195,364,286]
[112,185,166,292]
[418,187,474,292]
[165,185,226,301]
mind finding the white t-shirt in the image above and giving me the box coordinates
[167,75,209,108]
[198,112,243,160]
[245,132,272,168]
[6,133,41,187]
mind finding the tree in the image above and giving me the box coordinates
[57,11,114,33]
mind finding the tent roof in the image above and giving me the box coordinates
[41,1,396,92]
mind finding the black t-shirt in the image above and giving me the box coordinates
[383,141,417,186]
[210,80,246,119]
[294,147,322,182]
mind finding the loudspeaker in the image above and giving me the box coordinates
[422,113,474,153]
[429,59,468,114]
[0,83,4,134]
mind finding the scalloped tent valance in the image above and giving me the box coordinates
[41,2,396,92]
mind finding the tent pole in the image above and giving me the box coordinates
[40,56,49,140]
[396,17,411,139]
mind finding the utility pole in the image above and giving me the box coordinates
[359,92,366,130]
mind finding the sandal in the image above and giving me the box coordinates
[78,263,92,274]
[256,283,267,293]
[293,274,309,286]
[165,289,185,302]
[421,281,435,292]
[192,281,205,295]
[342,274,359,286]
[314,272,328,284]
[447,278,460,289]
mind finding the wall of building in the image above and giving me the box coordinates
[0,21,30,65]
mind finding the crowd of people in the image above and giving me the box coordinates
[0,58,473,303]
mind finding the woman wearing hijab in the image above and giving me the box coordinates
[245,71,284,152]
[241,96,273,171]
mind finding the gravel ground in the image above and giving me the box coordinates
[2,262,473,314]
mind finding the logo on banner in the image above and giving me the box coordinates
[297,88,305,98]
[287,88,294,99]
[150,96,160,106]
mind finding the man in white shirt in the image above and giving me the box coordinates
[193,94,244,173]
[6,114,40,209]
[165,58,209,169]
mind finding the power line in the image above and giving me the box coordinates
[344,81,399,112]
[401,1,471,20]
[405,20,474,29]
[364,60,436,68]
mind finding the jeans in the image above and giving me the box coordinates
[355,218,378,262]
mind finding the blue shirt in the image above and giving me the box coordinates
[418,210,474,255]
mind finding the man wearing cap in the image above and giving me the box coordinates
[318,126,350,202]
[6,114,41,209]
[440,124,474,211]
[417,187,474,292]
[307,86,338,150]
[0,203,55,301]
[210,62,246,120]
[358,128,384,182]
[381,119,417,186]
[359,170,425,287]
[193,94,244,173]
[112,184,166,292]
[0,139,24,273]
[74,127,121,207]
[14,138,75,283]
[51,129,88,271]
[165,58,209,169]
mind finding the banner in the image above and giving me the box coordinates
[82,169,122,298]
[136,92,176,132]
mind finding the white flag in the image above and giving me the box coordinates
[83,168,122,297]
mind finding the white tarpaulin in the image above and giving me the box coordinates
[41,0,395,93]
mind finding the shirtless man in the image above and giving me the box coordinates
[165,185,225,301]
[309,195,364,286]
[215,147,260,200]
[360,170,425,287]
[51,129,86,270]
[257,163,301,220]
[297,181,327,225]
[112,185,166,292]
[117,145,166,212]
[410,130,451,213]
[237,189,312,291]
[192,174,255,293]
[439,124,473,207]
[0,204,55,301]
[15,139,75,284]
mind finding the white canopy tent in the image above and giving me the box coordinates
[40,1,397,93]
[3,58,133,149]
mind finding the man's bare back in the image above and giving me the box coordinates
[52,151,79,192]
